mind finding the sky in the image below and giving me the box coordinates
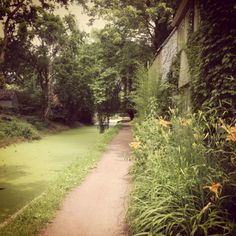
[0,2,106,38]
[55,3,106,33]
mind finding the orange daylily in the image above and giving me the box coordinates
[159,119,171,128]
[226,124,236,141]
[222,123,236,142]
[203,183,222,198]
[180,118,191,127]
[129,141,141,149]
[229,124,236,133]
[226,133,236,142]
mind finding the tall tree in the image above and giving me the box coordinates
[91,67,120,133]
[54,19,94,124]
[28,12,66,120]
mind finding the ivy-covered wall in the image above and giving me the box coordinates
[147,0,235,123]
[187,0,236,123]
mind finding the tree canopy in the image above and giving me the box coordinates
[87,0,176,50]
[0,0,176,127]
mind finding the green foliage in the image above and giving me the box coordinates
[0,0,70,64]
[0,118,40,140]
[128,113,236,235]
[129,2,236,235]
[54,29,94,124]
[184,0,236,178]
[186,0,236,124]
[133,62,178,120]
[130,66,147,117]
[88,0,176,50]
[91,67,120,132]
[93,24,152,119]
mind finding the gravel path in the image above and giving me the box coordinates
[41,123,132,236]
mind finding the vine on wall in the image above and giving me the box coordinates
[187,0,236,124]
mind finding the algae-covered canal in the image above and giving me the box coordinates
[0,126,101,223]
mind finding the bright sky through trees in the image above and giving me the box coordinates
[0,2,105,37]
[55,3,106,33]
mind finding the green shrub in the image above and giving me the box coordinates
[128,113,235,235]
[3,120,40,140]
[132,63,179,122]
[0,130,5,139]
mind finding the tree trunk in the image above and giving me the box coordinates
[39,74,48,120]
[44,62,53,121]
[154,20,171,51]
[0,24,9,88]
[98,113,106,133]
[0,23,9,64]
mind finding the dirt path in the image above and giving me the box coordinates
[41,123,132,236]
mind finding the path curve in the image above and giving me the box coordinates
[42,123,132,236]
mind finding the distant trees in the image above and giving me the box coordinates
[88,24,150,131]
[91,67,120,132]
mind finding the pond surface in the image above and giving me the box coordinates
[0,126,101,223]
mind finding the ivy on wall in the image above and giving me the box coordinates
[186,0,236,124]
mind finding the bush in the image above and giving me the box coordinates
[128,113,236,235]
[3,120,40,140]
[132,64,179,122]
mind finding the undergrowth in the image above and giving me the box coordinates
[128,114,236,235]
[0,124,121,236]
[0,116,40,140]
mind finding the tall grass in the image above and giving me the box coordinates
[128,114,236,235]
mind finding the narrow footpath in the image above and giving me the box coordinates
[42,123,132,236]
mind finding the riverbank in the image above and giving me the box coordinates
[0,114,72,148]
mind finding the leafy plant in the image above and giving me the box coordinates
[3,119,40,140]
[186,0,236,124]
[132,63,178,121]
[128,113,236,235]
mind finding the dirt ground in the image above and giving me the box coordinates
[41,123,133,236]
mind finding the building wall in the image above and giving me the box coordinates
[148,54,161,82]
[147,0,199,113]
[148,30,178,83]
[178,7,192,89]
[160,30,178,82]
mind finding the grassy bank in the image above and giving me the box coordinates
[0,115,41,147]
[128,115,235,235]
[0,114,74,148]
[0,124,121,236]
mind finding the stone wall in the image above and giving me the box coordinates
[148,30,177,83]
[160,30,178,81]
